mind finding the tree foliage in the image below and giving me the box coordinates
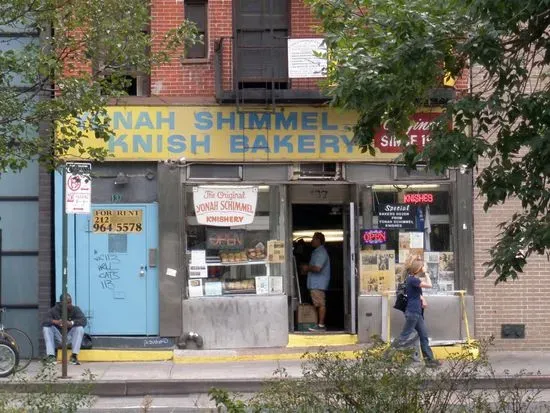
[0,0,197,172]
[307,0,550,282]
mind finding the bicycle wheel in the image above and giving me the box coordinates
[0,338,19,377]
[4,328,33,371]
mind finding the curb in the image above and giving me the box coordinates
[3,375,550,397]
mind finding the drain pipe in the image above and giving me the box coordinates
[177,331,204,349]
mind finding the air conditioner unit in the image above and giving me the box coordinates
[290,163,343,180]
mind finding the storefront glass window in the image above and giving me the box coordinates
[359,184,455,296]
[184,185,285,297]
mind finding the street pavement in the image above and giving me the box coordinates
[3,350,550,411]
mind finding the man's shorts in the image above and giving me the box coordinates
[310,289,326,307]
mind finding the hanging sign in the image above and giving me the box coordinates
[378,204,416,229]
[404,193,434,204]
[65,162,92,214]
[360,229,387,246]
[193,186,258,227]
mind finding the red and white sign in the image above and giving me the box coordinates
[193,186,258,227]
[65,162,92,214]
[374,112,440,153]
[404,193,434,204]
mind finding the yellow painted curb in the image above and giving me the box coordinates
[56,349,173,362]
[173,350,358,364]
[287,334,358,348]
[432,343,479,360]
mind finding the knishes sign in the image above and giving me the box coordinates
[374,112,439,153]
[193,186,258,227]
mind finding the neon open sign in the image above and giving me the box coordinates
[360,229,387,246]
[404,193,434,204]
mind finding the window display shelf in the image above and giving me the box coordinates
[206,260,267,267]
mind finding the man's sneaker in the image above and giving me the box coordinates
[308,324,327,332]
[70,354,80,365]
[426,359,442,368]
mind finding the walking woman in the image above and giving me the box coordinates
[395,257,441,368]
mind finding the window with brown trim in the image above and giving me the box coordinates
[185,0,208,59]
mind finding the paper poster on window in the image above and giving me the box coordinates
[409,232,424,249]
[439,252,454,271]
[422,251,455,293]
[188,279,203,297]
[267,240,285,263]
[269,276,283,294]
[204,281,223,296]
[360,250,396,294]
[193,186,258,227]
[399,248,424,264]
[255,276,269,295]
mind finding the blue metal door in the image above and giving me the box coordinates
[74,204,159,335]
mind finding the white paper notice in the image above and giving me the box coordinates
[189,264,207,279]
[409,232,424,249]
[166,268,177,277]
[188,279,203,297]
[269,276,283,294]
[204,281,223,296]
[190,250,206,265]
[255,276,269,295]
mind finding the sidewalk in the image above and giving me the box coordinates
[3,349,550,412]
[3,349,550,394]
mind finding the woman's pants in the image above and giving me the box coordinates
[395,311,435,361]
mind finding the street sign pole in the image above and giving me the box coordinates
[61,165,68,378]
[61,162,91,378]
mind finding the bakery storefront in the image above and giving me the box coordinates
[58,105,474,349]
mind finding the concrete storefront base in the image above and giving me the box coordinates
[182,295,288,349]
[357,295,475,343]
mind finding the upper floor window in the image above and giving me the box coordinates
[185,0,208,59]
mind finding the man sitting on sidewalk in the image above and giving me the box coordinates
[42,293,87,365]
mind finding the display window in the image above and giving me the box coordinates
[360,184,455,296]
[184,185,286,297]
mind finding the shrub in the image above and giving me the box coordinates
[210,339,545,413]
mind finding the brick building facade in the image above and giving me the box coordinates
[52,0,543,351]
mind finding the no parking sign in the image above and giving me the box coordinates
[65,162,92,214]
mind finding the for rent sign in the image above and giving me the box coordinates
[193,186,258,227]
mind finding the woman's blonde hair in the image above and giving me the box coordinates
[404,253,423,275]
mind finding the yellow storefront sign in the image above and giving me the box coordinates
[70,106,439,162]
[93,209,143,233]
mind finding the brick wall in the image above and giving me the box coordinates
[471,64,550,350]
[151,0,327,97]
[151,0,231,97]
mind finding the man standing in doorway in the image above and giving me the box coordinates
[302,232,331,332]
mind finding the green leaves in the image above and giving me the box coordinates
[309,0,550,283]
[0,0,197,173]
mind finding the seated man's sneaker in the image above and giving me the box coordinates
[70,354,80,365]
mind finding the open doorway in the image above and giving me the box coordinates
[292,204,345,332]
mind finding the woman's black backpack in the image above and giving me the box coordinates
[393,282,408,312]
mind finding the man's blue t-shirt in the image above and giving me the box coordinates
[307,245,330,291]
[405,275,422,314]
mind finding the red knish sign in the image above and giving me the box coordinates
[374,112,440,153]
[404,193,434,204]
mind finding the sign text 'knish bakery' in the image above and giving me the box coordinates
[193,186,258,227]
[67,106,441,162]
